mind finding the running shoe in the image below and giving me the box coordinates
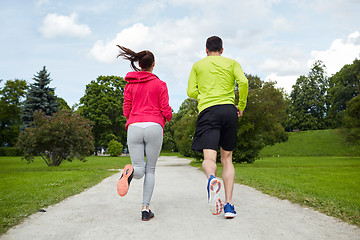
[207,175,223,215]
[224,203,236,218]
[141,210,154,221]
[117,164,134,197]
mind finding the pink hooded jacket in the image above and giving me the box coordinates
[123,71,172,129]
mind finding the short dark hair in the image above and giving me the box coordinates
[206,36,223,52]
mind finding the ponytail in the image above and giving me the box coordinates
[116,45,154,71]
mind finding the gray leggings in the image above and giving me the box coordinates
[127,124,163,206]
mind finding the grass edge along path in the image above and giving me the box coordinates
[191,156,360,226]
[0,156,131,236]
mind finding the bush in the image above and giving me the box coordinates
[342,95,360,144]
[17,110,94,166]
[171,77,288,164]
[107,140,123,157]
[0,147,23,156]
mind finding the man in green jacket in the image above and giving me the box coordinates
[187,36,248,218]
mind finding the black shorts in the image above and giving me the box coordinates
[192,104,238,152]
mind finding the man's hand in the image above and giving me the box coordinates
[236,106,243,117]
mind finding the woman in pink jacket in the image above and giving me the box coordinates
[116,46,172,221]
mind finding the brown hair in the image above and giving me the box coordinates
[116,45,155,71]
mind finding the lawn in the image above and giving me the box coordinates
[0,155,131,235]
[261,129,360,157]
[191,156,360,226]
[1,128,360,235]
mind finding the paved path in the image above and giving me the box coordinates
[2,156,360,240]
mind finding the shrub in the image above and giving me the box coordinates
[17,110,94,166]
[342,95,360,145]
[107,140,123,157]
[0,147,23,156]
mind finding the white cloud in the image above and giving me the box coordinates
[39,13,91,38]
[272,17,292,31]
[267,31,360,94]
[88,2,360,110]
[265,73,299,94]
[259,57,305,76]
[89,0,282,73]
[90,19,200,65]
[264,31,360,94]
[34,0,49,7]
[309,31,360,75]
[89,19,205,110]
[308,0,360,19]
[90,23,151,63]
[137,0,166,16]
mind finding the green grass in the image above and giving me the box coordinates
[0,156,131,235]
[190,156,360,225]
[261,129,360,157]
[158,151,182,157]
[190,129,360,225]
[1,129,359,234]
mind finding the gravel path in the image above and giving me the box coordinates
[2,156,359,240]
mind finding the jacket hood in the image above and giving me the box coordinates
[125,71,158,83]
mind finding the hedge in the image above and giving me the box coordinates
[0,147,23,156]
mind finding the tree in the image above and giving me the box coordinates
[327,59,360,127]
[107,139,123,157]
[162,109,176,151]
[78,76,127,153]
[289,60,329,130]
[0,79,28,147]
[172,76,288,163]
[233,76,288,163]
[17,110,94,166]
[172,98,203,158]
[22,66,59,128]
[173,112,199,157]
[342,95,360,144]
[57,97,71,111]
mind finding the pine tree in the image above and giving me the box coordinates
[22,66,59,128]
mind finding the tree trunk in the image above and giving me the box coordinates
[95,146,98,156]
[40,154,50,166]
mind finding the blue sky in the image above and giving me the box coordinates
[1,0,360,112]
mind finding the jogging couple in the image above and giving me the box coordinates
[116,36,249,221]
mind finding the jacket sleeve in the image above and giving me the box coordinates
[123,84,132,118]
[234,61,249,111]
[159,81,172,122]
[187,64,199,99]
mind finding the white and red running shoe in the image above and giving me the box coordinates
[207,175,223,215]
